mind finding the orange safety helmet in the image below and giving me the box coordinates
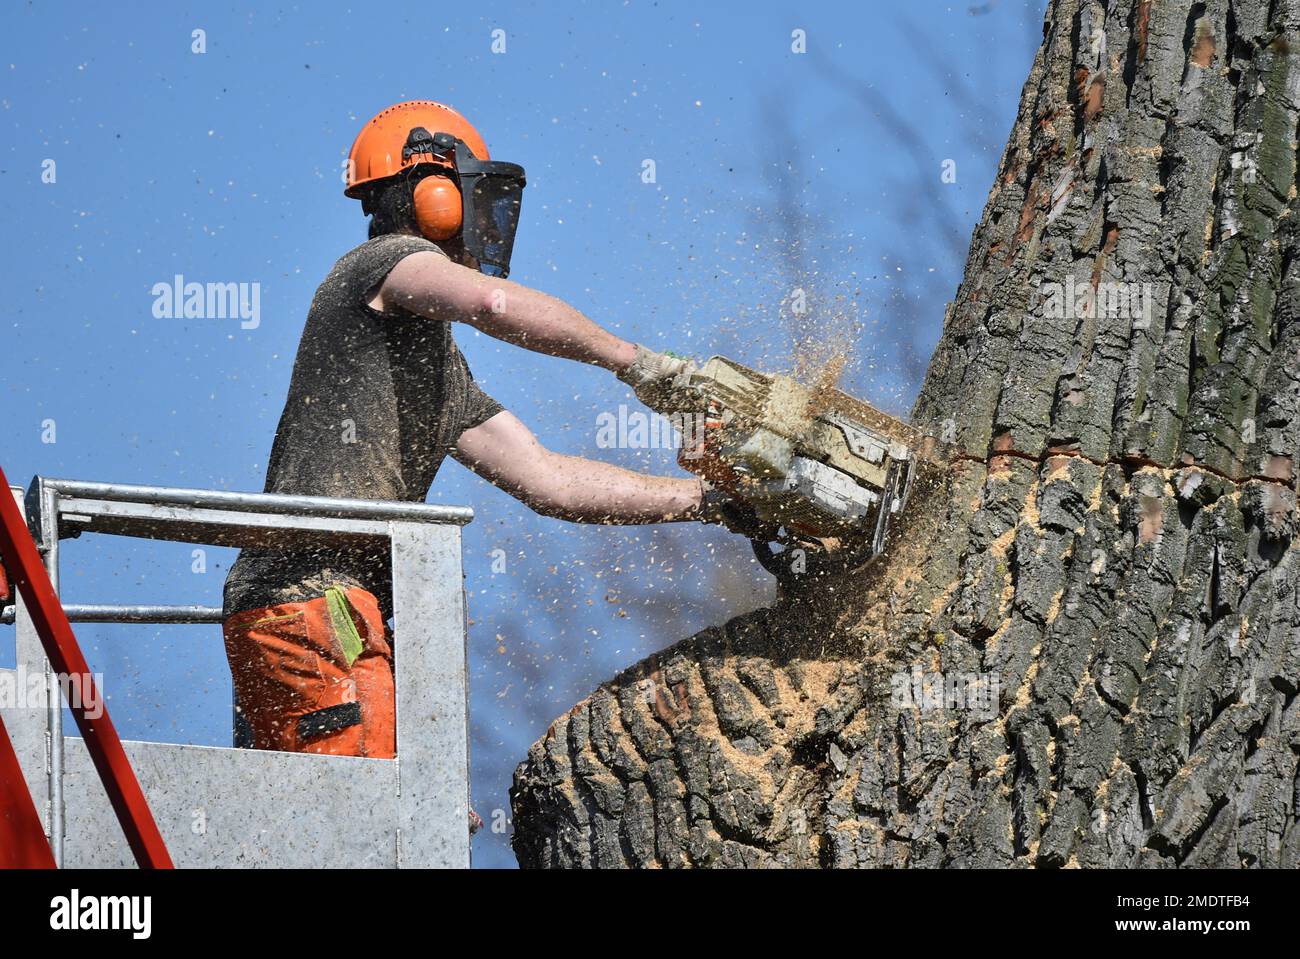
[345,101,490,197]
[345,101,526,277]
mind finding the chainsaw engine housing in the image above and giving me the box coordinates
[664,357,938,559]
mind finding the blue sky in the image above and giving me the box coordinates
[1,0,1042,867]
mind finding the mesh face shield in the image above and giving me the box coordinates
[424,132,526,278]
[463,168,525,278]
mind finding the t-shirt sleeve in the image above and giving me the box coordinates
[452,348,505,435]
[350,234,447,312]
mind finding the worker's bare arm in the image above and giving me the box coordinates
[452,410,703,524]
[375,251,636,372]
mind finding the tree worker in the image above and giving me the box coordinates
[221,101,753,792]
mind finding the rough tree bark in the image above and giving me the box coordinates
[511,0,1300,868]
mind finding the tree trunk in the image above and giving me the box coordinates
[510,0,1300,868]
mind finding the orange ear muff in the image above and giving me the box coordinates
[412,175,462,241]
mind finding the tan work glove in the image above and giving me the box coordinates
[617,344,696,411]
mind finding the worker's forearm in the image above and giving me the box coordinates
[469,283,635,372]
[530,453,702,524]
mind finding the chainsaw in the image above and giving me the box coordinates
[656,356,950,583]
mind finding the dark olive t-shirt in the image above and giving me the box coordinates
[222,234,503,619]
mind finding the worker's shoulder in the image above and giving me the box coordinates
[317,235,448,302]
[334,233,446,273]
[309,235,449,319]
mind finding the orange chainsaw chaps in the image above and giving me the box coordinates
[222,588,395,759]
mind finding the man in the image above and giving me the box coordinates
[222,100,750,772]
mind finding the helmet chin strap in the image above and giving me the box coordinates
[403,166,423,232]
